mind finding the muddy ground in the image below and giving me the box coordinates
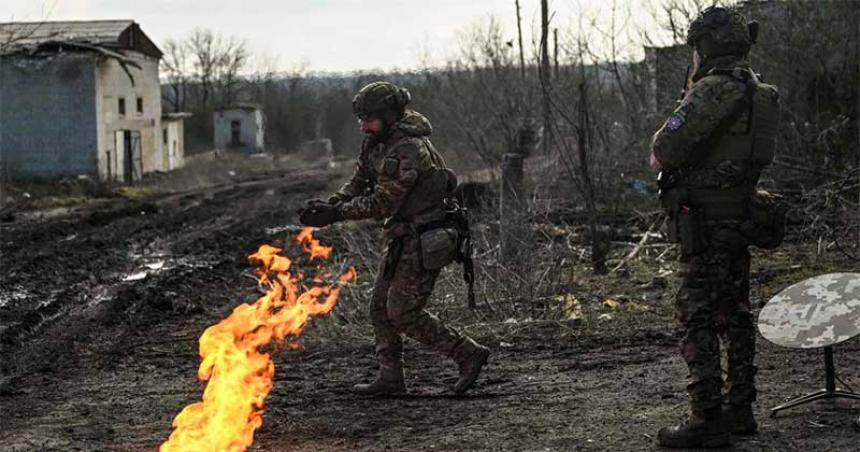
[1,159,858,452]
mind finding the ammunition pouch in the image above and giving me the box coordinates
[659,185,687,243]
[386,208,459,272]
[739,190,786,249]
[398,167,449,219]
[660,184,707,254]
[677,207,707,255]
[419,227,458,270]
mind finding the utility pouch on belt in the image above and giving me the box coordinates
[678,207,705,255]
[740,190,786,249]
[659,185,687,244]
[419,228,458,270]
[383,238,404,281]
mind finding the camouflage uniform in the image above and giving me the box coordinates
[652,58,759,413]
[651,6,780,447]
[333,110,483,376]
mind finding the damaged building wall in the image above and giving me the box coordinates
[162,114,188,171]
[644,45,690,119]
[95,51,163,182]
[0,52,99,179]
[213,107,265,154]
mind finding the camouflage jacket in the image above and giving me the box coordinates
[334,110,448,221]
[651,57,752,171]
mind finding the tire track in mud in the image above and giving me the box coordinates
[0,171,329,384]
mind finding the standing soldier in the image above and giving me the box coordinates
[650,7,780,448]
[298,81,490,395]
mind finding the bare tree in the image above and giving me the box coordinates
[213,36,249,106]
[430,17,533,166]
[543,31,611,273]
[160,38,190,113]
[515,0,527,82]
[539,0,552,157]
[185,29,248,109]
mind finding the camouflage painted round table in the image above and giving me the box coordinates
[759,272,860,349]
[758,272,860,416]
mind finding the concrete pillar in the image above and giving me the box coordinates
[500,152,525,261]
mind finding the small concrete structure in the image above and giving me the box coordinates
[643,44,689,118]
[161,112,190,171]
[0,20,167,182]
[213,104,264,154]
[298,138,334,162]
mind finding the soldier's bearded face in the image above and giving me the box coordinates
[359,115,384,136]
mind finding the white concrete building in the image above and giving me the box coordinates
[214,104,265,154]
[0,20,170,182]
[162,112,191,171]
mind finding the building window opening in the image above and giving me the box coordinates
[137,97,144,114]
[163,127,168,145]
[118,97,126,116]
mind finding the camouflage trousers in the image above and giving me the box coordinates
[369,236,470,373]
[675,225,757,411]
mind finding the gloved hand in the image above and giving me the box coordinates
[298,202,343,228]
[304,198,330,209]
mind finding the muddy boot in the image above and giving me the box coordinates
[724,404,758,435]
[353,363,405,396]
[452,338,490,394]
[657,407,730,448]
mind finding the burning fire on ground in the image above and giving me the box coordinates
[160,227,356,451]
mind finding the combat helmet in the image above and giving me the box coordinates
[352,81,411,122]
[686,6,758,58]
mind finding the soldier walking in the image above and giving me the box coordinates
[650,7,780,448]
[298,81,490,395]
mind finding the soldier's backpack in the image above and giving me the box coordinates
[703,68,786,249]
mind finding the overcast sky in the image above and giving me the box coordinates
[1,1,669,73]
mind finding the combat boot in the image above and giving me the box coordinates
[452,338,490,394]
[724,403,758,435]
[352,365,405,396]
[657,406,730,448]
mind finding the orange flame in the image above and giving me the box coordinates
[160,227,355,452]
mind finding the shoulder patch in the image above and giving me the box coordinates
[666,112,685,131]
[382,157,400,177]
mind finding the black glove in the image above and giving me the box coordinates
[298,203,343,228]
[304,198,330,209]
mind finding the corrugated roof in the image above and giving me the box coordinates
[0,20,133,47]
[215,103,262,112]
[0,20,162,58]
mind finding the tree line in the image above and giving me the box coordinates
[160,0,858,272]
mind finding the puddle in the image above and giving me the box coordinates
[145,261,165,270]
[121,260,167,281]
[123,271,149,282]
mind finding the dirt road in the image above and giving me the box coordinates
[1,165,858,451]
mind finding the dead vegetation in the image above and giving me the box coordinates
[1,1,858,450]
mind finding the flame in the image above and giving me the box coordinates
[160,227,355,452]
